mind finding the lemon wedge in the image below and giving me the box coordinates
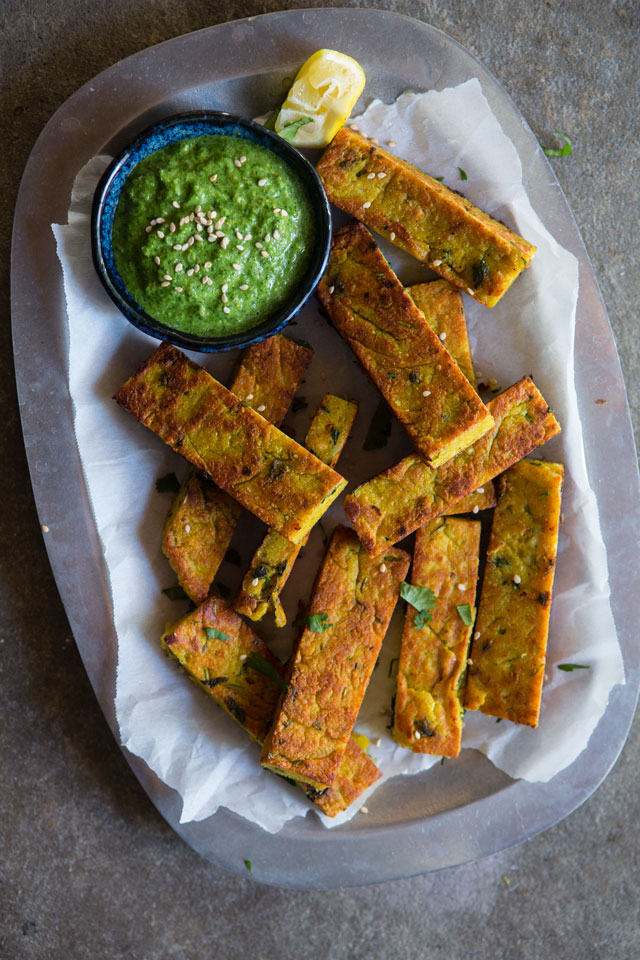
[275,49,366,148]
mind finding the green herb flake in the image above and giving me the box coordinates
[400,582,436,628]
[558,663,591,672]
[363,399,393,451]
[205,627,230,643]
[433,175,445,182]
[293,611,333,634]
[162,585,188,601]
[244,858,253,872]
[458,167,468,181]
[383,555,402,562]
[375,272,386,279]
[278,116,314,142]
[542,131,572,157]
[155,472,180,493]
[456,604,474,627]
[246,652,288,692]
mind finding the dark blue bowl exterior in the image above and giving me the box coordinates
[91,112,332,353]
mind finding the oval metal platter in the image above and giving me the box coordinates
[11,8,640,888]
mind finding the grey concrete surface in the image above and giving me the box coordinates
[1,1,638,958]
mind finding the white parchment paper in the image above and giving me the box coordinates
[52,79,624,832]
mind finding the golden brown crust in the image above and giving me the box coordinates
[316,127,536,307]
[233,394,358,626]
[463,459,564,726]
[161,595,285,743]
[308,737,381,817]
[228,334,313,427]
[393,518,480,757]
[114,343,346,544]
[344,377,561,555]
[442,482,497,516]
[317,223,494,467]
[162,468,242,604]
[260,526,410,789]
[406,280,476,387]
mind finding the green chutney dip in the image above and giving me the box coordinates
[112,134,315,337]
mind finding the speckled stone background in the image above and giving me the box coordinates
[2,1,638,958]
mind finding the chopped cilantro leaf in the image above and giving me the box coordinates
[293,612,333,633]
[155,472,180,493]
[162,585,188,601]
[458,167,468,181]
[542,131,572,157]
[244,858,253,872]
[245,652,288,692]
[278,116,314,142]
[456,604,474,627]
[205,627,230,643]
[400,582,436,628]
[558,663,590,672]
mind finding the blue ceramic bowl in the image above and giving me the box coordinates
[91,111,332,353]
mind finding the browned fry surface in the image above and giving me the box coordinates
[228,334,313,427]
[464,459,564,726]
[260,526,410,789]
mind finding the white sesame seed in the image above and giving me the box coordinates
[236,245,244,252]
[367,172,376,179]
[201,277,208,284]
[329,286,335,295]
[232,263,241,271]
[195,234,203,242]
[477,487,485,494]
[255,242,263,249]
[175,286,183,292]
[252,578,260,586]
[387,140,397,146]
[360,806,369,815]
[258,178,267,187]
[264,233,271,243]
[458,583,467,591]
[223,306,230,314]
[240,654,247,661]
[196,223,203,232]
[273,208,280,214]
[221,237,229,249]
[240,155,246,163]
[380,564,387,573]
[207,211,215,219]
[390,231,396,240]
[239,284,249,290]
[257,404,266,412]
[246,393,254,400]
[514,574,522,584]
[244,233,251,241]
[377,171,386,178]
[163,274,172,281]
[273,229,280,240]
[261,250,269,258]
[172,201,180,208]
[422,390,431,397]
[41,524,49,533]
[153,255,161,265]
[221,283,228,293]
[169,223,176,233]
[145,225,153,232]
[474,631,481,640]
[188,236,195,246]
[185,524,191,533]
[281,210,288,217]
[175,263,183,272]
[160,281,170,287]
[209,174,217,182]
[415,731,422,740]
[208,235,216,242]
[204,262,212,270]
[221,293,228,303]
[374,738,382,747]
[363,201,371,208]
[216,230,225,238]
[349,124,359,131]
[439,331,447,341]
[157,231,165,238]
[215,217,226,229]
[194,264,200,273]
[473,505,480,514]
[186,269,194,277]
[173,243,181,251]
[235,230,243,240]
[468,658,474,665]
[234,159,242,168]
[467,288,474,296]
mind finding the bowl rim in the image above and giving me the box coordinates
[91,109,332,353]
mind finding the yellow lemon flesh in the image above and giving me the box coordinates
[275,49,366,148]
